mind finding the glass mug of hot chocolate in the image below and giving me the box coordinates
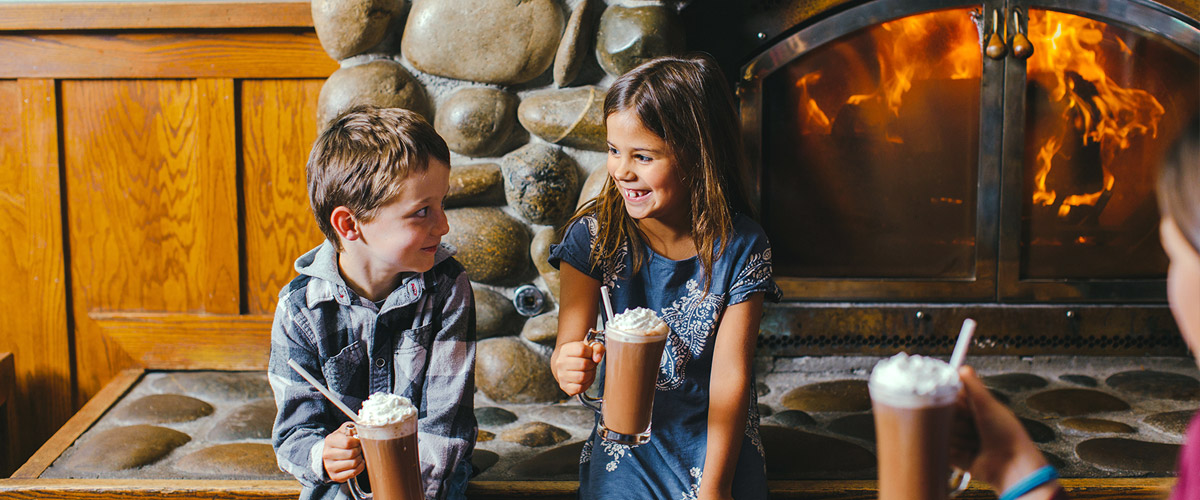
[579,307,670,445]
[869,353,971,500]
[347,393,423,500]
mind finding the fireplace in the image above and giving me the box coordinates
[689,0,1200,354]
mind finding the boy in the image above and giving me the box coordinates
[269,106,476,500]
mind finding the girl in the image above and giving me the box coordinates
[548,54,782,500]
[950,117,1198,500]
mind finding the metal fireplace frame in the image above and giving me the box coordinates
[738,0,1200,305]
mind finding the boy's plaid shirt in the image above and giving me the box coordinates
[268,241,476,500]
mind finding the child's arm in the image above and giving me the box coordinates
[699,293,764,500]
[419,266,477,500]
[550,263,605,396]
[268,300,348,487]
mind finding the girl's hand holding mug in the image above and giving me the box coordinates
[552,339,606,396]
[322,421,365,483]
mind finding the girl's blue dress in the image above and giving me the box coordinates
[549,213,782,500]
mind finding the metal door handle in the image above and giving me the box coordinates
[985,8,1008,59]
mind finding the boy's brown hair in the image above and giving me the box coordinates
[307,106,450,250]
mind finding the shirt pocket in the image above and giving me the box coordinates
[396,323,434,354]
[322,340,365,396]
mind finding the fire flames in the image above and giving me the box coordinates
[1027,10,1164,218]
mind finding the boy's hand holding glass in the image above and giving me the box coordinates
[552,339,606,396]
[323,421,366,483]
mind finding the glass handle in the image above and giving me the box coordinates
[1010,8,1034,59]
[985,9,1008,59]
[577,329,604,413]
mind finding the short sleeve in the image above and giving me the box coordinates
[548,216,604,281]
[728,220,784,306]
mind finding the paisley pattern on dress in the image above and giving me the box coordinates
[656,279,724,391]
[580,437,594,465]
[678,468,703,500]
[731,248,774,301]
[585,216,629,290]
[602,441,631,472]
[745,393,765,460]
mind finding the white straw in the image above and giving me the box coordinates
[288,359,360,424]
[599,285,615,322]
[949,318,977,370]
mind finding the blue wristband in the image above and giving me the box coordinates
[999,465,1059,500]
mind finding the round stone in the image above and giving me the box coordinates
[1106,370,1200,401]
[447,163,505,208]
[1043,451,1067,469]
[1076,438,1181,473]
[311,0,401,60]
[520,311,559,347]
[499,421,571,447]
[524,403,595,429]
[761,425,875,478]
[1020,418,1056,443]
[577,166,608,209]
[780,380,871,412]
[531,227,561,300]
[1060,374,1098,387]
[317,60,429,130]
[771,410,817,428]
[477,430,495,442]
[827,413,875,442]
[150,371,272,400]
[207,398,276,441]
[518,86,607,152]
[445,207,532,286]
[65,425,191,472]
[436,88,518,157]
[1025,389,1131,416]
[472,449,500,476]
[1144,410,1196,437]
[1061,417,1136,435]
[476,336,565,403]
[501,144,582,226]
[475,406,518,427]
[473,285,520,340]
[174,443,285,477]
[982,373,1048,393]
[509,441,586,478]
[595,5,685,77]
[553,0,594,87]
[757,381,770,397]
[759,404,774,417]
[401,0,564,85]
[111,394,214,424]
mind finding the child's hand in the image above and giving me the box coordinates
[552,340,605,396]
[951,366,1057,496]
[323,421,365,483]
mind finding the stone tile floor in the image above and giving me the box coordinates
[40,356,1200,482]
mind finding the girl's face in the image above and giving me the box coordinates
[1160,216,1200,358]
[605,110,689,226]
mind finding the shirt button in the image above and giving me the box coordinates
[375,358,386,368]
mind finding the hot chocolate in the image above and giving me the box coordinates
[869,353,965,500]
[579,307,670,445]
[350,393,422,500]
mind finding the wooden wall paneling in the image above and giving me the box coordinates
[90,313,272,370]
[196,78,240,314]
[62,79,241,404]
[0,33,338,79]
[0,2,313,31]
[0,79,74,470]
[241,79,326,315]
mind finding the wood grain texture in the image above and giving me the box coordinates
[91,313,272,370]
[0,33,337,79]
[241,79,326,315]
[0,480,299,499]
[196,79,241,315]
[10,369,143,479]
[62,79,241,404]
[0,351,14,476]
[0,2,313,31]
[0,78,75,472]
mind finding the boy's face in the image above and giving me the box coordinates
[355,160,451,274]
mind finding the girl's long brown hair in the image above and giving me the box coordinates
[566,54,754,292]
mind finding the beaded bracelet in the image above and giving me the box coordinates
[998,465,1059,500]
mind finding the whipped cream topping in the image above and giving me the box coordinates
[608,307,670,338]
[357,392,417,427]
[868,353,961,408]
